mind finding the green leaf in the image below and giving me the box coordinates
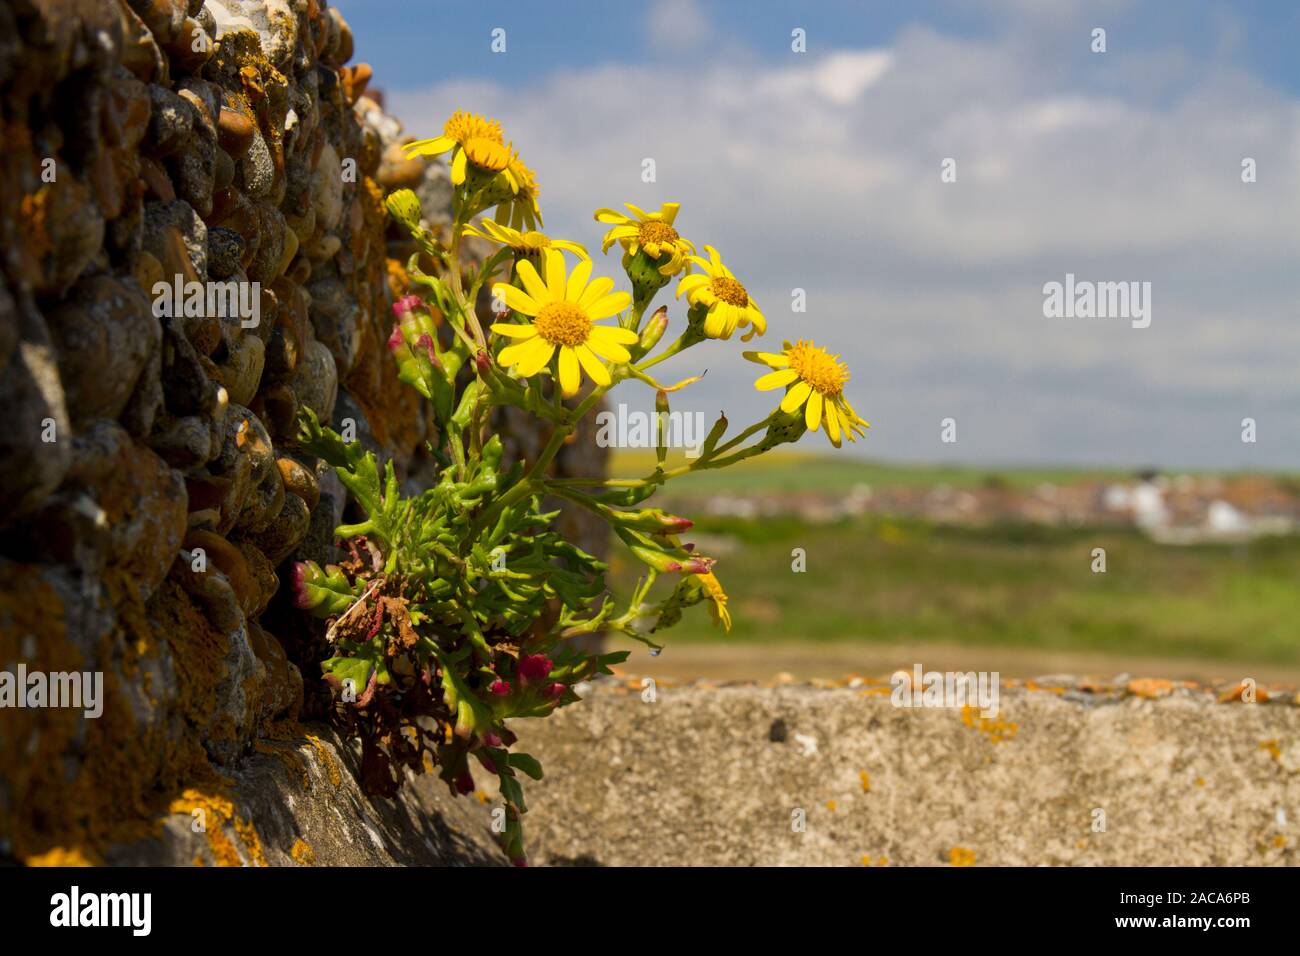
[507,752,544,781]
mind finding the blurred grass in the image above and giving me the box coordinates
[607,513,1300,666]
[609,450,1127,495]
[607,449,1300,495]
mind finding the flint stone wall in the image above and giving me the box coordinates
[0,0,603,864]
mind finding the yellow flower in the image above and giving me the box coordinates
[496,154,543,231]
[465,219,586,261]
[491,249,639,398]
[746,340,869,448]
[694,571,731,631]
[676,245,765,341]
[594,202,695,276]
[404,111,504,157]
[402,111,512,186]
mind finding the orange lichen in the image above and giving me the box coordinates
[1218,681,1269,704]
[859,771,871,793]
[961,705,1018,743]
[948,846,976,867]
[305,734,342,787]
[25,847,95,867]
[290,838,316,866]
[1127,678,1175,699]
[255,740,311,789]
[1259,739,1281,762]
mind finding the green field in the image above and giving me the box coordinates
[608,513,1300,667]
[606,450,1299,496]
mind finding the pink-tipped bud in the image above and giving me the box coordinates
[387,324,406,352]
[392,294,422,319]
[544,682,566,699]
[489,679,512,696]
[483,731,503,747]
[415,332,441,367]
[475,349,491,376]
[512,856,529,868]
[290,561,313,608]
[681,557,715,575]
[518,654,553,683]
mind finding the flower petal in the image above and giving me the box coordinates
[780,381,813,413]
[515,337,556,377]
[744,350,790,368]
[577,277,614,309]
[490,323,538,339]
[824,401,842,447]
[574,344,611,386]
[676,274,709,300]
[557,346,581,397]
[594,208,631,224]
[588,324,639,345]
[515,257,551,305]
[566,258,593,301]
[584,335,631,364]
[754,368,800,391]
[805,390,824,431]
[544,248,566,299]
[661,202,680,225]
[585,291,632,320]
[403,136,455,157]
[493,283,540,316]
[451,148,467,185]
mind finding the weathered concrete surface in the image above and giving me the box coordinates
[513,679,1300,866]
[106,724,501,866]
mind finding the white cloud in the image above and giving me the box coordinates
[644,0,711,54]
[388,23,1300,468]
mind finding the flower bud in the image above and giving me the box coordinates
[518,654,553,683]
[489,679,512,696]
[386,189,423,230]
[639,306,668,351]
[386,324,406,353]
[544,682,566,699]
[392,294,423,319]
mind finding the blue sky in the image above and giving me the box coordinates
[337,0,1300,469]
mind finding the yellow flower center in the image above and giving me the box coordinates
[710,276,749,307]
[463,137,512,172]
[534,302,591,347]
[639,220,680,246]
[519,231,550,251]
[444,111,503,145]
[786,340,848,397]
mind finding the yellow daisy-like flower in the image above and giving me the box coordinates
[694,572,731,632]
[400,112,515,186]
[496,154,543,231]
[465,219,587,260]
[402,111,512,185]
[676,245,766,341]
[593,202,695,276]
[746,340,869,448]
[491,249,639,398]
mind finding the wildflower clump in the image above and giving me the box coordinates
[293,110,868,864]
